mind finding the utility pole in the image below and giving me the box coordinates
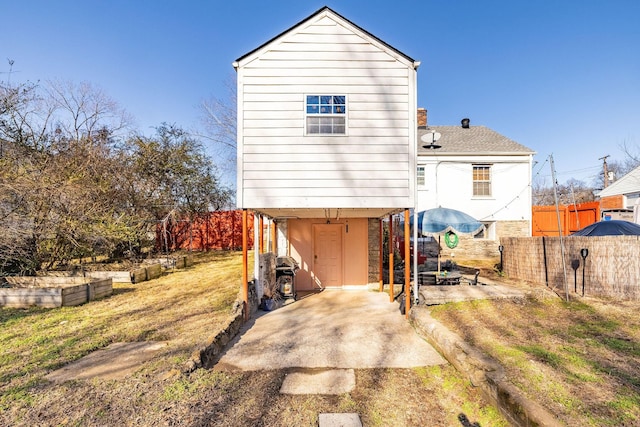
[599,155,610,188]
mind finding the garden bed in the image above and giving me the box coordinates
[40,255,194,284]
[0,276,113,308]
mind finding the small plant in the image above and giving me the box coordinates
[259,277,282,311]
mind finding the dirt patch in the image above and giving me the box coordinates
[7,367,505,426]
[44,341,168,382]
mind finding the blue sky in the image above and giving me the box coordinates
[2,1,639,186]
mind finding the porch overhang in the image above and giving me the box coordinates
[250,207,405,220]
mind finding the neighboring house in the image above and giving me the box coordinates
[234,7,419,293]
[416,111,535,258]
[597,164,640,222]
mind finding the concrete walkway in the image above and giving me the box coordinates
[419,275,527,305]
[215,289,446,371]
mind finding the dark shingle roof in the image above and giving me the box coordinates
[417,125,534,155]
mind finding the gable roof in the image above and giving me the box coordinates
[234,6,415,67]
[417,125,535,155]
[598,164,640,197]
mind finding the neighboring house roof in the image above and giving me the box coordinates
[417,125,535,155]
[234,6,416,66]
[598,165,640,197]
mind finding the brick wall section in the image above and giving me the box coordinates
[368,219,381,283]
[417,108,427,127]
[600,195,624,209]
[497,220,530,238]
[451,237,499,260]
[449,220,529,259]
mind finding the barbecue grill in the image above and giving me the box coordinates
[276,256,299,300]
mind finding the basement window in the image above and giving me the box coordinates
[474,222,494,239]
[306,95,346,135]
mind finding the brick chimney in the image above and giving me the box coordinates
[417,108,427,128]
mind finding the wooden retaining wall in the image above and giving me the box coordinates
[1,277,113,308]
[502,236,640,300]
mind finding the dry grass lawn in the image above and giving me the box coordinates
[1,251,505,427]
[3,251,638,426]
[430,264,640,427]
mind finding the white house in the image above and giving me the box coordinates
[416,112,535,258]
[234,7,418,295]
[597,164,640,222]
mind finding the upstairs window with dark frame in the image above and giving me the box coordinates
[306,95,346,135]
[473,164,492,197]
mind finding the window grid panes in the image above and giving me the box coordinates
[473,165,491,196]
[417,166,425,186]
[306,95,346,135]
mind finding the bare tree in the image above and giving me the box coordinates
[621,140,640,168]
[1,77,232,274]
[197,74,237,190]
[533,177,596,206]
[0,81,54,152]
[45,79,133,142]
[0,80,138,273]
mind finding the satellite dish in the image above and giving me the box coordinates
[421,131,442,149]
[420,132,441,143]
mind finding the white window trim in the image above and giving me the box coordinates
[417,165,425,187]
[304,94,348,136]
[474,221,495,240]
[472,164,492,198]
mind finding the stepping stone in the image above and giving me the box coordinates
[319,413,363,427]
[279,369,355,395]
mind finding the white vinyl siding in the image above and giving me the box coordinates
[236,12,416,210]
[415,157,532,223]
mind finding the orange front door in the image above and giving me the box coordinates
[313,224,343,288]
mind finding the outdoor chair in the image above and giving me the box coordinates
[465,270,482,286]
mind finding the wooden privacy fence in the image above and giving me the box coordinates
[157,210,254,252]
[501,236,640,300]
[531,201,600,236]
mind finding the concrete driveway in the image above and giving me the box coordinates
[215,290,446,371]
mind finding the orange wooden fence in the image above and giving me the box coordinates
[156,210,254,251]
[532,202,600,236]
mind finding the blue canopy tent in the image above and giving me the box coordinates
[404,207,484,277]
[410,207,485,237]
[571,220,640,236]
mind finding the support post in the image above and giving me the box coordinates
[404,209,411,319]
[379,219,384,292]
[259,215,264,254]
[242,209,249,321]
[412,209,418,306]
[389,215,394,302]
[271,219,277,254]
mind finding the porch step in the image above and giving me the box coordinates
[319,413,363,427]
[279,369,355,395]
